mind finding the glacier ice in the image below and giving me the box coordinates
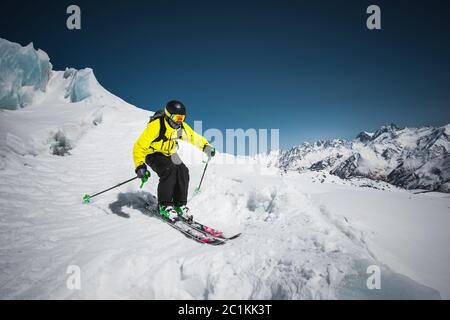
[0,38,100,109]
[64,67,97,102]
[0,38,52,109]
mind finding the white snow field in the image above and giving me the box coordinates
[0,39,449,299]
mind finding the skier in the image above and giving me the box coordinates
[133,100,215,221]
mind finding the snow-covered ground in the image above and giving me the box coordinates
[1,38,449,299]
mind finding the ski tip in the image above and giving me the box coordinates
[228,233,242,240]
[203,226,223,238]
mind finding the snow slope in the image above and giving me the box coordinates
[1,38,449,299]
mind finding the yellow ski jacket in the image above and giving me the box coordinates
[133,117,210,169]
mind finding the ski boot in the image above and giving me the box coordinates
[159,205,179,221]
[174,205,193,222]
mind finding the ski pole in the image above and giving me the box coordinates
[194,158,210,195]
[82,172,148,203]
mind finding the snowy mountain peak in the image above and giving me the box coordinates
[356,131,373,143]
[370,123,401,141]
[0,38,115,110]
[0,38,140,169]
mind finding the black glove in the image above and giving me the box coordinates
[204,145,216,158]
[135,164,150,179]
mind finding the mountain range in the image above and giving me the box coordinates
[276,123,450,193]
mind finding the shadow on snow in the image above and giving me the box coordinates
[108,191,158,218]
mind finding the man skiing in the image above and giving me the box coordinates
[133,100,215,221]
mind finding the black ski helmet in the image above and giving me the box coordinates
[165,100,186,115]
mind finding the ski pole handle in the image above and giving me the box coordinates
[140,171,150,188]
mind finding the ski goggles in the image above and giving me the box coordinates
[165,109,186,123]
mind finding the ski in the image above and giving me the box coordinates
[144,204,226,245]
[144,203,240,243]
[177,216,241,241]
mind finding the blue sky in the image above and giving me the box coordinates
[1,0,450,150]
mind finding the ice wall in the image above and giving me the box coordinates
[0,38,52,109]
[63,67,98,103]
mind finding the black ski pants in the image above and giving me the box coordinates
[145,152,189,207]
